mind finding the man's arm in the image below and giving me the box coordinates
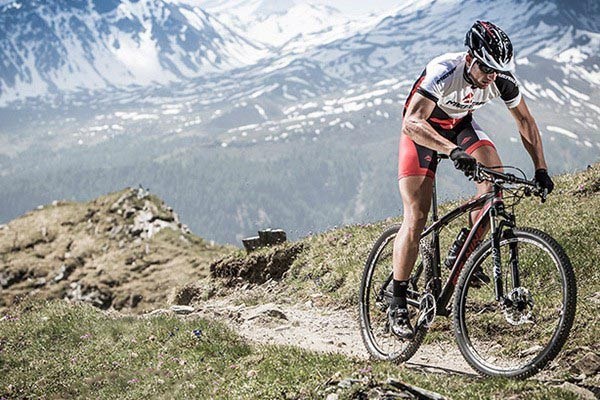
[508,98,548,170]
[403,93,456,155]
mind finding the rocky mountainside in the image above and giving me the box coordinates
[0,187,231,313]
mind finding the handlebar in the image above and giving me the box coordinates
[470,164,548,203]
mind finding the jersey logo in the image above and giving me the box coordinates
[434,66,457,84]
[462,93,473,104]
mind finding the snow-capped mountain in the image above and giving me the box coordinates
[0,0,268,103]
[197,0,383,51]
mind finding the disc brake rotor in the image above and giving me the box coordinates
[503,287,535,325]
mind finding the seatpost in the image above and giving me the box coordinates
[431,154,448,221]
[431,175,439,222]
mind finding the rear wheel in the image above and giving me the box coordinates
[359,225,432,362]
[453,227,576,379]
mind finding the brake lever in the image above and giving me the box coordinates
[534,182,548,203]
[541,188,548,203]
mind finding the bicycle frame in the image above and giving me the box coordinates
[410,165,518,316]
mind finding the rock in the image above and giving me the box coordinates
[571,352,600,376]
[337,379,356,389]
[170,305,194,315]
[66,282,113,309]
[559,382,596,400]
[325,394,339,400]
[245,304,288,321]
[519,345,544,357]
[274,325,290,332]
[589,291,600,305]
[386,378,446,400]
[146,309,171,316]
[322,339,335,345]
[54,264,75,282]
[246,370,258,378]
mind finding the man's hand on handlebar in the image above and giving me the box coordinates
[449,147,477,176]
[534,169,554,195]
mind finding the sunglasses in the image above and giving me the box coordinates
[477,61,500,74]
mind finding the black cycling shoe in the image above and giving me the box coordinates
[388,306,414,339]
[469,267,491,288]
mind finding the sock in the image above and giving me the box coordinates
[391,279,409,309]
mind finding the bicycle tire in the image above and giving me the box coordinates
[359,224,432,362]
[453,227,576,379]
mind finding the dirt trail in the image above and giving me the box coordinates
[193,297,476,377]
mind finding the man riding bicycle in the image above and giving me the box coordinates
[389,21,555,338]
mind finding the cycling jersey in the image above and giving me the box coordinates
[404,52,521,129]
[398,52,521,178]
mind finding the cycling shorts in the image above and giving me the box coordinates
[398,119,495,179]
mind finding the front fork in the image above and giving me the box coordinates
[490,201,519,302]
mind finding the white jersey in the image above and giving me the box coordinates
[404,52,522,130]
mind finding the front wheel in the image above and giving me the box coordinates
[453,227,576,379]
[359,225,432,362]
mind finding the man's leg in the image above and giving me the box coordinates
[389,175,434,338]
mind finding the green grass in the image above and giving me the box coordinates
[0,300,578,399]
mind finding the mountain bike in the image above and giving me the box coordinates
[358,157,576,379]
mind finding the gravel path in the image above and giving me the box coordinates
[193,297,476,377]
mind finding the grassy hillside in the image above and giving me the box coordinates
[0,188,232,313]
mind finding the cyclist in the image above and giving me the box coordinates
[389,21,555,338]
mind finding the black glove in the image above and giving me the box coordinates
[449,147,477,175]
[535,169,554,194]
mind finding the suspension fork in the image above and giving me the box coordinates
[490,205,504,301]
[505,229,520,289]
[489,189,518,301]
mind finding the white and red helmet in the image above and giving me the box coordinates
[465,21,514,72]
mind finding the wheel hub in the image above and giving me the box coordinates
[502,287,535,325]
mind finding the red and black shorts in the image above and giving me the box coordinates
[398,118,495,179]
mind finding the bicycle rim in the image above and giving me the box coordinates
[454,228,576,378]
[359,225,430,362]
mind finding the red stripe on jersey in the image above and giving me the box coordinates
[403,75,426,113]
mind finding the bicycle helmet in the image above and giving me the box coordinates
[465,21,513,72]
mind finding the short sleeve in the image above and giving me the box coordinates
[415,59,457,104]
[496,72,522,108]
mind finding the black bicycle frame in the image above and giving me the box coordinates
[411,171,517,316]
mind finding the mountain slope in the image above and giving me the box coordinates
[0,187,232,313]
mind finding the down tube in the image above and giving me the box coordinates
[437,200,495,312]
